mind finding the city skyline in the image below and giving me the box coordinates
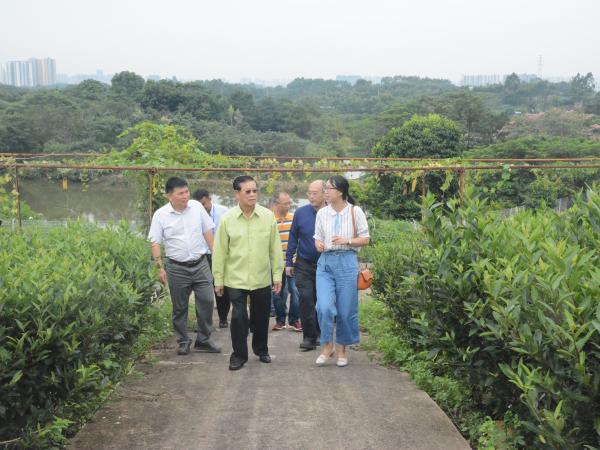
[0,58,57,87]
[0,56,581,88]
[1,0,598,85]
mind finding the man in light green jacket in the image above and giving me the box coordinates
[212,175,283,371]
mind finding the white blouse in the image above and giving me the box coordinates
[314,203,369,252]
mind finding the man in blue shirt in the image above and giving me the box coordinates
[285,180,326,351]
[193,188,230,328]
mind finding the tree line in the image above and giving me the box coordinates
[0,70,598,157]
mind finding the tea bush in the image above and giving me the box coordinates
[370,190,600,448]
[0,221,163,446]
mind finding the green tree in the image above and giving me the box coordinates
[106,121,206,165]
[178,81,224,120]
[570,72,595,102]
[140,79,184,112]
[111,71,145,100]
[0,108,41,151]
[68,79,109,101]
[584,92,600,115]
[372,114,462,158]
[365,114,463,219]
[504,73,521,91]
[229,90,256,122]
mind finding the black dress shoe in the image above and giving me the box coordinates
[299,339,317,351]
[219,321,228,328]
[229,360,245,371]
[177,342,191,355]
[194,341,221,353]
[258,354,271,363]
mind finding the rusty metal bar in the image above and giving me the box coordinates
[2,162,600,173]
[458,169,466,199]
[421,172,427,196]
[14,166,22,231]
[3,152,600,163]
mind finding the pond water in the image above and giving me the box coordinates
[18,176,310,224]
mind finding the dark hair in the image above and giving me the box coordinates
[233,175,256,191]
[192,188,210,201]
[165,177,188,194]
[328,175,356,204]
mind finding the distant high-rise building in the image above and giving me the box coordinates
[6,61,31,87]
[29,58,57,86]
[460,73,542,87]
[460,74,502,87]
[516,73,538,83]
[1,58,57,87]
[336,75,362,85]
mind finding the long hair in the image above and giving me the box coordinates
[328,175,356,204]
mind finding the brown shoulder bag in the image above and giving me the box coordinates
[351,206,373,290]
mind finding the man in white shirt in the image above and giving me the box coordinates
[148,177,221,355]
[193,188,230,328]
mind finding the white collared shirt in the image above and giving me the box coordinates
[210,203,229,231]
[148,199,215,262]
[314,203,369,252]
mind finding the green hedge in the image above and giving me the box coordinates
[370,191,600,448]
[0,221,163,447]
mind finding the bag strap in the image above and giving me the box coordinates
[351,205,357,238]
[351,206,366,269]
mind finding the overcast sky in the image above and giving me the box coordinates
[1,0,598,83]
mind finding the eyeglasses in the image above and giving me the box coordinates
[323,186,338,192]
[238,189,258,194]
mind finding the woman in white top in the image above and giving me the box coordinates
[313,175,370,367]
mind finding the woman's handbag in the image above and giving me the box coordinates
[357,266,373,290]
[351,206,373,290]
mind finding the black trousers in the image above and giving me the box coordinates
[227,285,271,363]
[295,258,320,342]
[206,254,231,322]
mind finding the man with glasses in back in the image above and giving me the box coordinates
[212,175,283,371]
[285,180,326,351]
[192,188,230,328]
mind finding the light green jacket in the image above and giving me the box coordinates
[212,204,284,290]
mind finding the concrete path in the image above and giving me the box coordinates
[69,311,470,450]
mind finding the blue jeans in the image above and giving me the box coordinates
[272,271,300,325]
[316,251,359,345]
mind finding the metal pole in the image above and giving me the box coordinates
[458,169,466,199]
[147,169,155,228]
[421,172,427,196]
[14,166,22,231]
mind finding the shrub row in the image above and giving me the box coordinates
[0,221,162,447]
[370,190,600,448]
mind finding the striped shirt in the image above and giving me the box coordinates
[275,212,294,261]
[314,203,369,252]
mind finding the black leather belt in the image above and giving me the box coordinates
[168,256,204,267]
